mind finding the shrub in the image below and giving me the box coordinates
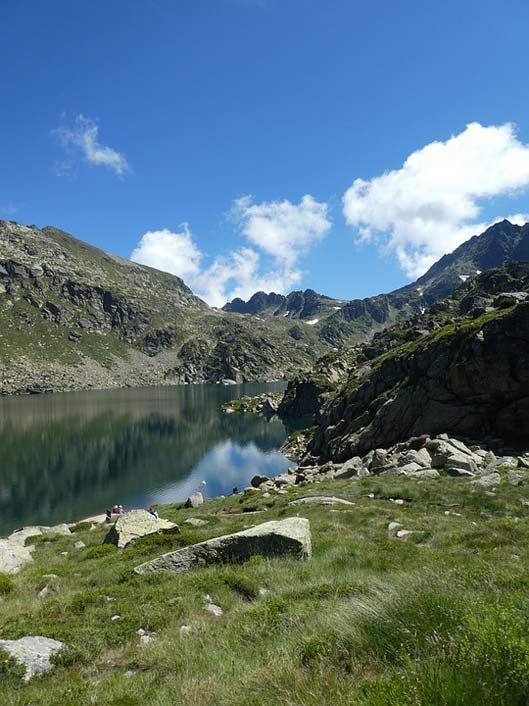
[0,573,14,596]
[84,544,117,560]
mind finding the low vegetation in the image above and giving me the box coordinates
[3,472,529,704]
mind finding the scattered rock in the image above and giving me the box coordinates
[184,518,209,527]
[472,472,501,488]
[334,456,366,479]
[288,496,354,507]
[74,540,86,549]
[0,636,65,682]
[0,539,35,575]
[134,517,311,575]
[104,509,180,549]
[250,474,270,488]
[205,603,223,618]
[37,584,50,599]
[387,522,402,538]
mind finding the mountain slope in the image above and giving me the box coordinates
[280,262,529,462]
[0,221,330,393]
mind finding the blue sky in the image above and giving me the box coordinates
[2,0,529,305]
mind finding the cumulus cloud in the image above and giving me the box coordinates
[232,194,331,267]
[55,114,129,176]
[131,226,202,281]
[343,122,529,278]
[131,195,331,307]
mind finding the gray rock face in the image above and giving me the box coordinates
[184,492,204,509]
[104,509,180,549]
[311,300,529,460]
[0,636,65,681]
[134,517,311,575]
[250,474,270,488]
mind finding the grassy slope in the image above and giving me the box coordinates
[3,473,529,705]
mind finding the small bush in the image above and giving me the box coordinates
[0,573,14,596]
[84,544,117,560]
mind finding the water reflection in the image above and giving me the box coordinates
[0,382,294,534]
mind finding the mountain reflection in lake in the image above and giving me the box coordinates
[0,382,298,534]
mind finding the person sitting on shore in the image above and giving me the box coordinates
[118,505,124,515]
[106,509,112,522]
[112,504,119,515]
[148,506,159,519]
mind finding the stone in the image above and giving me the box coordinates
[518,456,529,469]
[37,584,50,599]
[410,469,440,479]
[370,449,389,469]
[250,474,270,488]
[334,456,365,479]
[446,467,476,478]
[205,603,223,618]
[288,496,355,507]
[184,492,204,509]
[387,522,402,538]
[0,636,65,682]
[184,518,209,527]
[396,529,414,540]
[180,625,192,635]
[472,472,501,488]
[74,540,86,549]
[397,448,432,468]
[134,517,311,575]
[0,538,34,574]
[104,509,180,549]
[397,462,423,475]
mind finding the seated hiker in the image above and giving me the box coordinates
[106,509,112,522]
[148,506,159,519]
[112,504,119,515]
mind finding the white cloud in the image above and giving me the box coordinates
[232,194,331,267]
[343,122,529,278]
[55,114,129,176]
[131,195,331,307]
[131,226,202,281]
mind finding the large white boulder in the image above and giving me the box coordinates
[134,517,311,574]
[104,510,180,549]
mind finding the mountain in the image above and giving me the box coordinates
[223,289,347,322]
[1,218,528,395]
[0,221,331,393]
[279,261,529,462]
[226,220,529,348]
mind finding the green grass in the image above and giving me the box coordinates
[3,473,529,704]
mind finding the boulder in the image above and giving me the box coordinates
[0,636,65,682]
[104,510,180,549]
[410,468,440,479]
[472,472,501,488]
[184,492,204,509]
[334,456,365,479]
[250,474,270,488]
[446,467,476,478]
[134,517,311,575]
[0,539,35,575]
[397,448,432,468]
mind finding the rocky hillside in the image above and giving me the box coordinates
[0,221,330,393]
[283,261,529,463]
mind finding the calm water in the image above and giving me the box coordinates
[0,382,299,535]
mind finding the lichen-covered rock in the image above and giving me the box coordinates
[134,517,311,574]
[288,496,354,507]
[104,510,179,549]
[0,636,65,681]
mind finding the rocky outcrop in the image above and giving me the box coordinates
[134,518,311,574]
[0,636,65,681]
[310,301,529,462]
[104,510,179,549]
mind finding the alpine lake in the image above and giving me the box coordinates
[0,381,301,535]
